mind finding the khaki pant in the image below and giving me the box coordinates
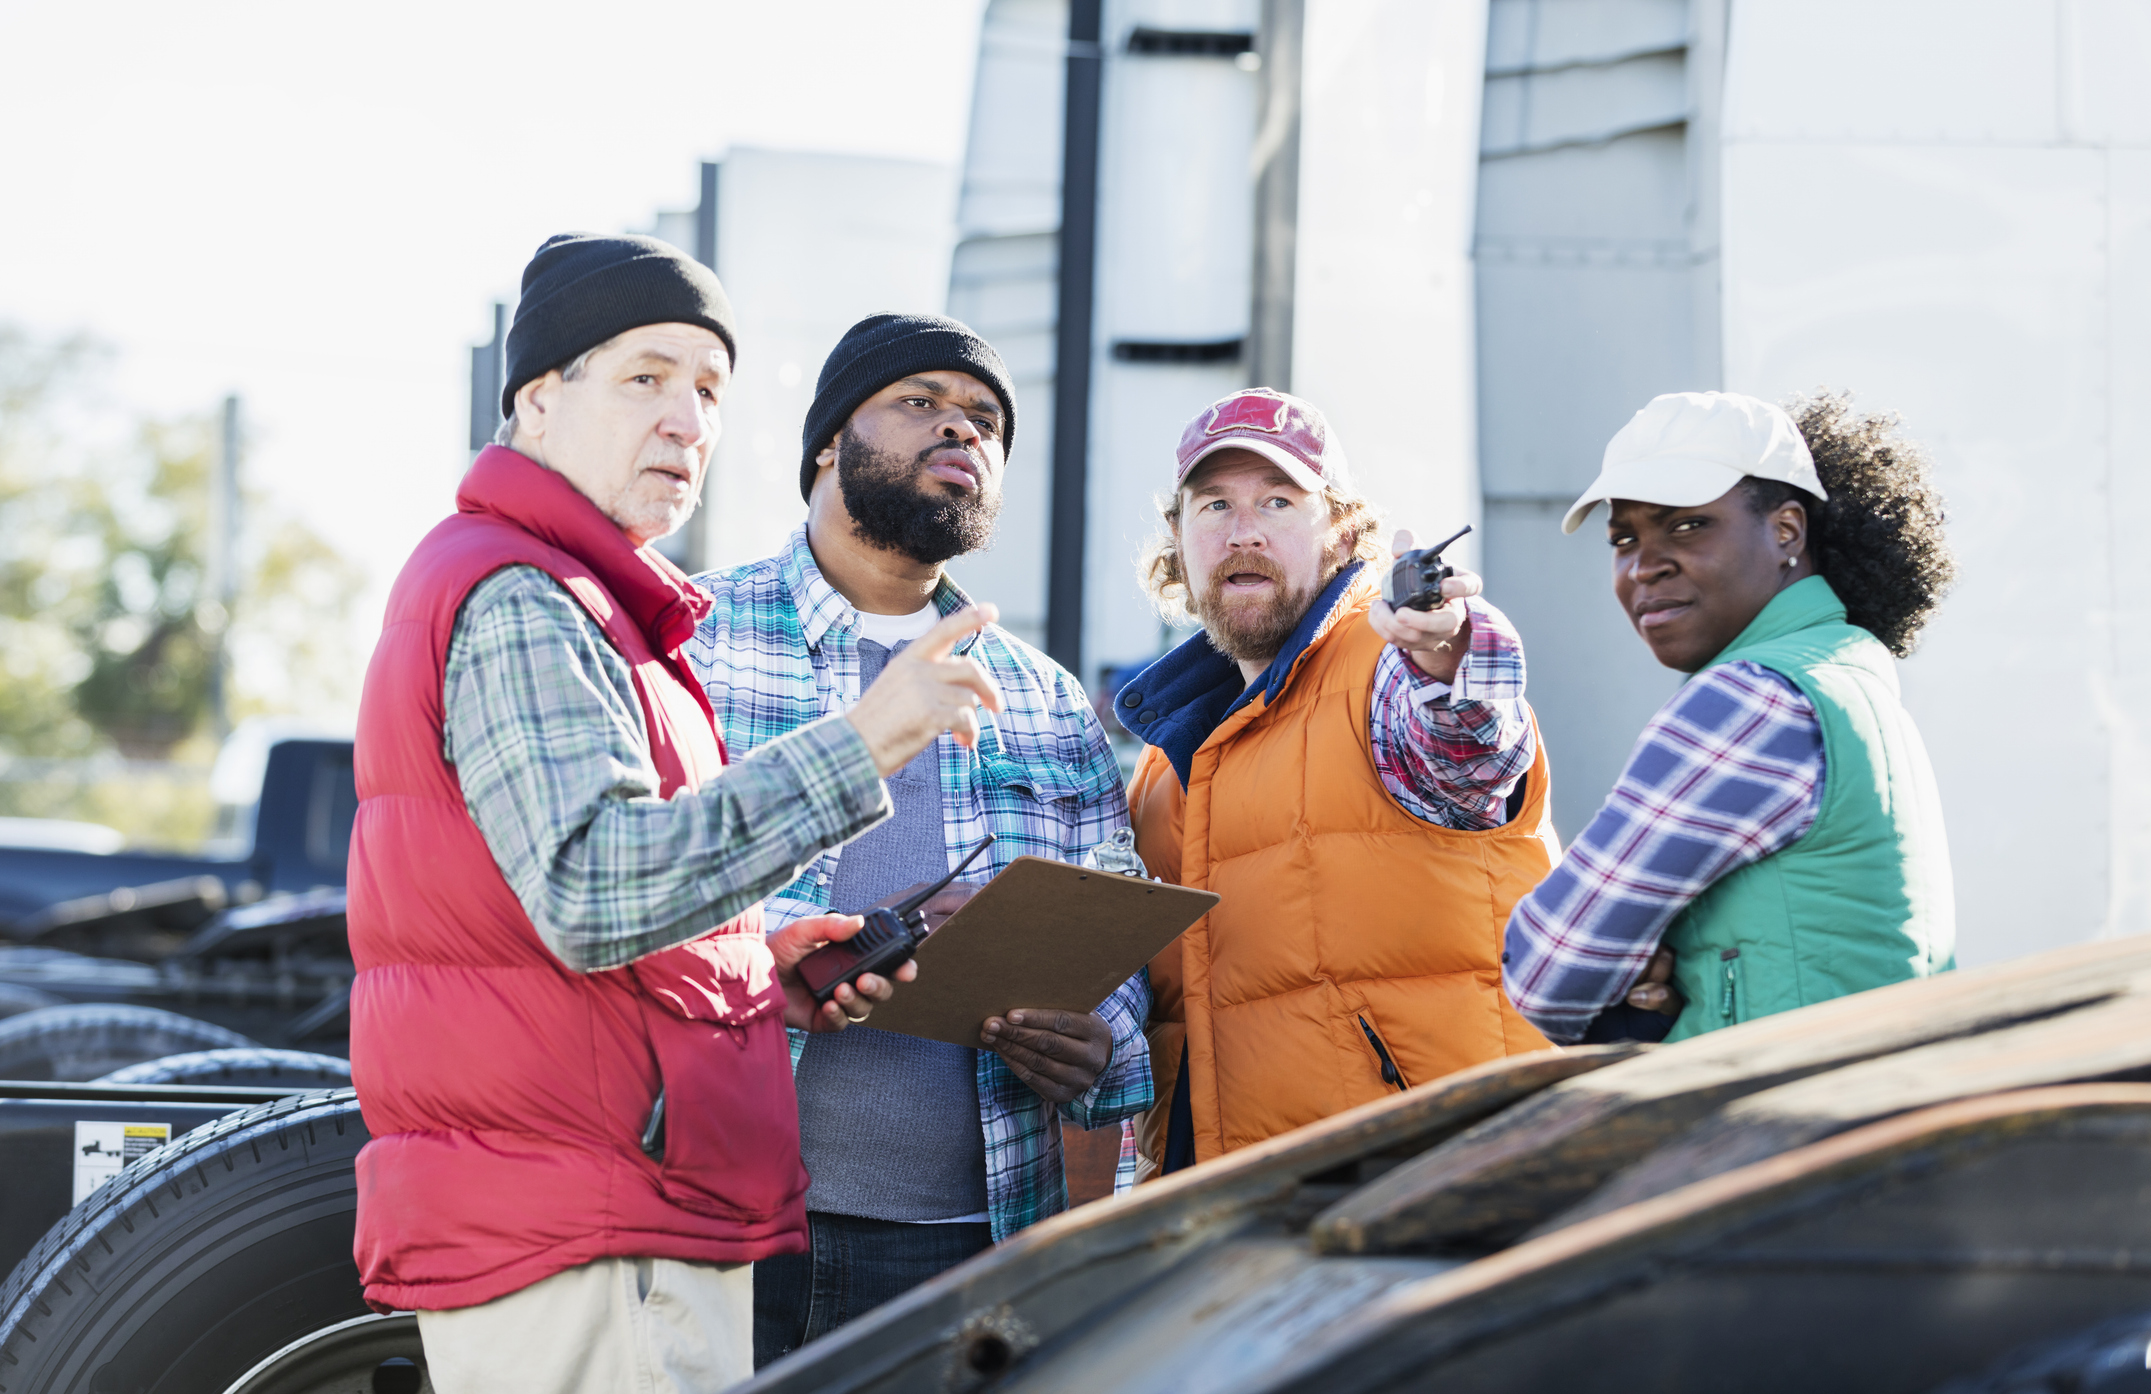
[418,1256,753,1394]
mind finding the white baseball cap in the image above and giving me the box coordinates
[1562,391,1827,534]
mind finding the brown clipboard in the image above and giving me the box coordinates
[860,856,1217,1048]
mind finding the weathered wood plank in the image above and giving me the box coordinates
[1541,991,2151,1233]
[741,1044,1641,1394]
[1262,1085,2151,1394]
[1308,937,2151,1255]
[993,1238,1455,1394]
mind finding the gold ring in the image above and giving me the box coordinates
[844,1012,869,1024]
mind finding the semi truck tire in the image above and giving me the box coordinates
[0,983,62,1020]
[0,1090,427,1394]
[95,1048,353,1089]
[0,1003,254,1081]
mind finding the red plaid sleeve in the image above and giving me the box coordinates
[1368,595,1537,832]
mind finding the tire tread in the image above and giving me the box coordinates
[93,1048,352,1089]
[0,1088,366,1391]
[0,1005,256,1081]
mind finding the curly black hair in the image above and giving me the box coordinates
[1737,391,1956,657]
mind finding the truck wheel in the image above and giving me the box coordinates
[0,1090,426,1394]
[95,1048,352,1089]
[0,1003,255,1080]
[0,983,61,1020]
[223,1313,428,1394]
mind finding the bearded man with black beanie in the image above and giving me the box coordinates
[686,313,1155,1367]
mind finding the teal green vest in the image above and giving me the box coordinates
[1662,576,1955,1042]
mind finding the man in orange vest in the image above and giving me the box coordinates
[1116,388,1557,1177]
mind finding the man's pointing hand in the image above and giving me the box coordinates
[845,604,1006,776]
[1368,528,1480,685]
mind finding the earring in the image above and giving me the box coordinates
[1784,555,1797,569]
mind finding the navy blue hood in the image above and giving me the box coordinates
[1116,562,1367,788]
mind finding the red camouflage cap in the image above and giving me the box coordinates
[1174,387,1352,495]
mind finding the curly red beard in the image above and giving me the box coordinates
[1190,551,1316,667]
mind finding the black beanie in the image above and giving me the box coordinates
[502,233,739,419]
[799,313,1016,501]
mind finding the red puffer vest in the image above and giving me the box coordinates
[347,446,807,1313]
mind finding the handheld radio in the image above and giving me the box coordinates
[1381,524,1473,612]
[796,834,997,1005]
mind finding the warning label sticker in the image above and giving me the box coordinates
[73,1121,172,1205]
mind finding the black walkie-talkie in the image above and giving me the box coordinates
[641,833,999,1163]
[1382,524,1473,611]
[797,834,997,1005]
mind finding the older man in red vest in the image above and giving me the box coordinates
[347,233,1001,1393]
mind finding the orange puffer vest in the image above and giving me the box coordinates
[1128,576,1555,1167]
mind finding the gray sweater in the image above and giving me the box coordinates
[793,639,988,1222]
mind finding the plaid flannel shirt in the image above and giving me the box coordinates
[442,565,891,971]
[1502,661,1826,1042]
[1369,595,1536,830]
[686,527,1154,1242]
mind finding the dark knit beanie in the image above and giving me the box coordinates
[502,233,738,418]
[799,313,1016,501]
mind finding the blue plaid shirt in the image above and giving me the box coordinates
[686,527,1154,1241]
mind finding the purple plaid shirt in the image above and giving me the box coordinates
[1502,660,1826,1042]
[1369,596,1536,831]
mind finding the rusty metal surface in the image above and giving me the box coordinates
[742,941,2151,1394]
[739,1044,1640,1394]
[991,1238,1454,1394]
[1307,937,2151,1256]
[1255,1086,2151,1394]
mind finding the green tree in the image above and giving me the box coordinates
[69,414,221,757]
[0,326,105,759]
[230,509,365,726]
[0,325,365,836]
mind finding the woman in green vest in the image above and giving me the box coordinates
[1501,390,1958,1044]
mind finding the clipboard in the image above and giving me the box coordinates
[860,856,1217,1048]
